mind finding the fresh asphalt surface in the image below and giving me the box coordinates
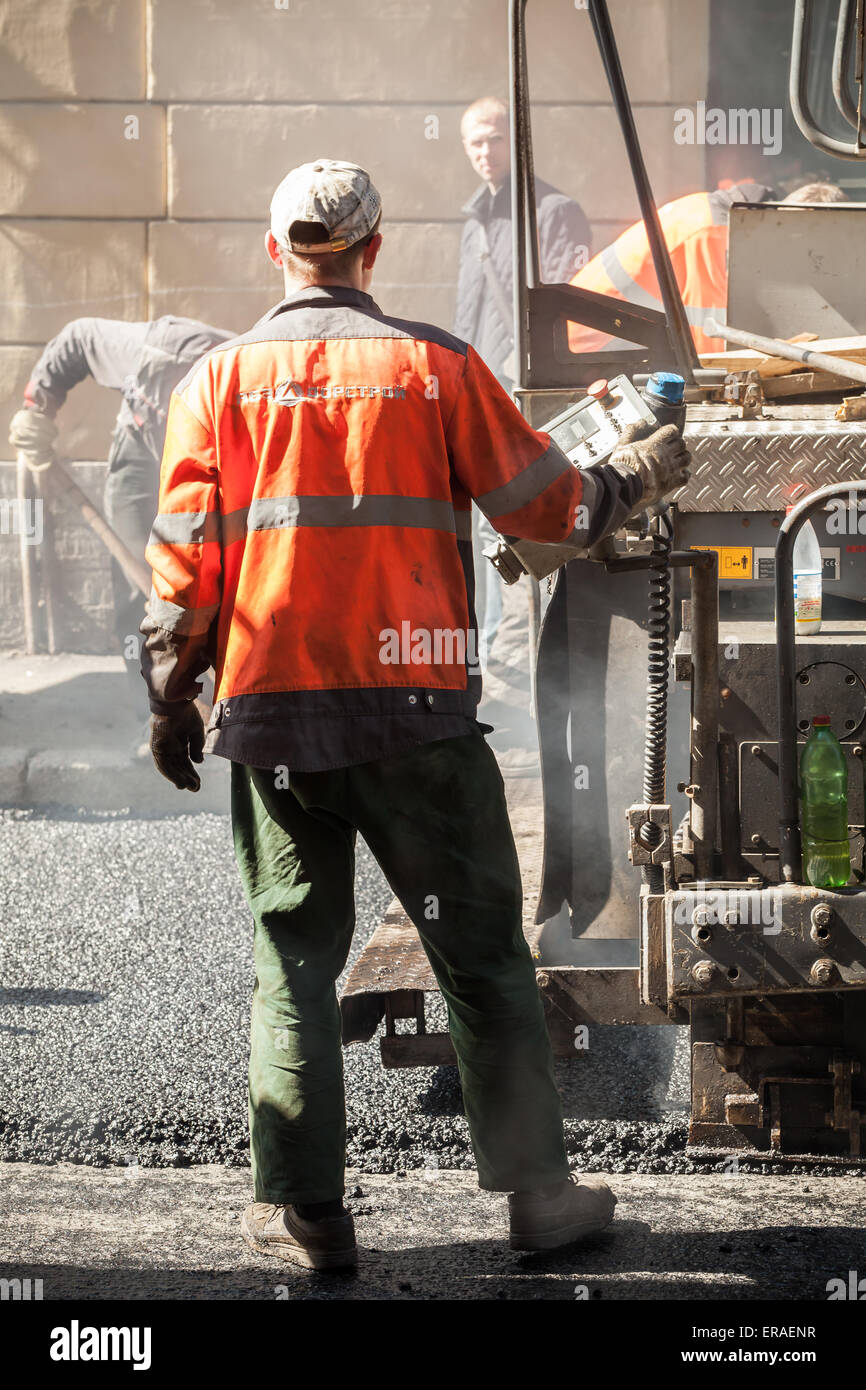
[1,806,863,1181]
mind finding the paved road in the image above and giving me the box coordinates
[3,808,866,1307]
[0,1163,861,1301]
[4,808,866,1182]
[0,807,704,1177]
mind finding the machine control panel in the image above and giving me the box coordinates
[487,375,660,585]
[543,374,658,469]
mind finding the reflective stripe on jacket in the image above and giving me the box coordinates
[567,184,772,356]
[140,285,642,770]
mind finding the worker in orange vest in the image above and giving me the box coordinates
[567,182,775,356]
[140,158,690,1271]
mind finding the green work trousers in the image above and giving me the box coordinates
[230,730,569,1204]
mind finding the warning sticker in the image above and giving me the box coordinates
[753,547,840,582]
[691,545,753,579]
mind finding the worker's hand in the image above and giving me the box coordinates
[9,407,57,466]
[610,422,691,510]
[150,702,205,792]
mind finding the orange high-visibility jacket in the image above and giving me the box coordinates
[140,286,642,771]
[567,184,771,356]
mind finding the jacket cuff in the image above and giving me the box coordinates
[608,461,646,507]
[148,696,195,718]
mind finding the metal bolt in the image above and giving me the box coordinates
[724,909,739,928]
[810,957,835,985]
[536,971,551,990]
[751,744,762,756]
[751,833,762,846]
[811,904,832,928]
[692,959,715,986]
[692,906,709,927]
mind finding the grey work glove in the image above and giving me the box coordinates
[150,702,205,792]
[9,407,57,466]
[609,422,691,512]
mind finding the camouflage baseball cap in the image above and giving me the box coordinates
[269,159,382,253]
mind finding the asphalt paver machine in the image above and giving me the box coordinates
[343,0,866,1161]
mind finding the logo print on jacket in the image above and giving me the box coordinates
[236,379,408,405]
[273,381,315,407]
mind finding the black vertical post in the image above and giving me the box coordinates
[509,0,532,394]
[588,0,699,382]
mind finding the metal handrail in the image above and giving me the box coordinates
[791,0,866,159]
[832,0,859,128]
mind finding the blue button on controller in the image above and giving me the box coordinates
[646,371,685,403]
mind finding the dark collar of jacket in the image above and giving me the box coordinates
[460,175,559,223]
[257,285,382,324]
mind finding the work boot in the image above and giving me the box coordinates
[241,1202,357,1271]
[508,1173,616,1252]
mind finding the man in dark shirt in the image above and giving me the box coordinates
[454,97,592,662]
[454,96,592,389]
[8,316,232,725]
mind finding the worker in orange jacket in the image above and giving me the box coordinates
[139,159,690,1271]
[567,182,775,356]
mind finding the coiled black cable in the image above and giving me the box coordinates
[641,508,673,892]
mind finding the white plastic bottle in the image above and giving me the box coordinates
[789,508,823,635]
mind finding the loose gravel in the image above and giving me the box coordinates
[1,808,862,1179]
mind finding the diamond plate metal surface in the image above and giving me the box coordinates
[677,418,866,512]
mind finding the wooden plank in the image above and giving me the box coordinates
[836,393,866,421]
[762,371,861,398]
[700,335,866,379]
[343,920,437,997]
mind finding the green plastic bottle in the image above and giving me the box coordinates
[800,716,850,888]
